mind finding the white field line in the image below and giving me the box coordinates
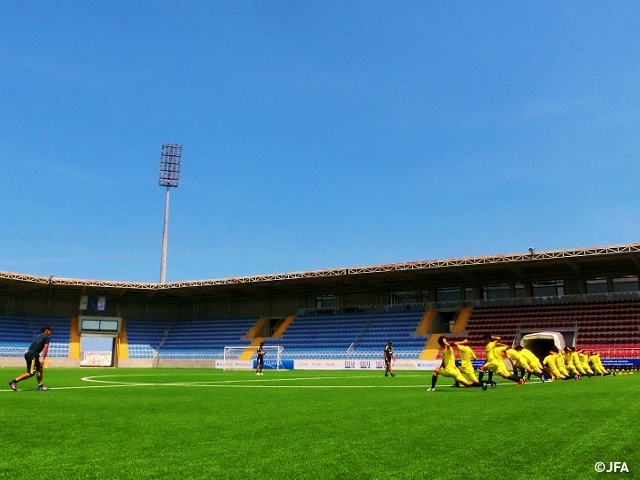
[81,373,417,384]
[0,373,545,392]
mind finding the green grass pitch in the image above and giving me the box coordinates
[1,368,638,479]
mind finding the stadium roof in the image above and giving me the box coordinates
[2,243,640,302]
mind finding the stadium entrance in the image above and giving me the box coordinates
[521,332,567,361]
[80,336,115,367]
[78,316,121,367]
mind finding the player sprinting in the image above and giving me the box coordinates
[256,342,265,375]
[429,337,488,391]
[9,326,52,391]
[478,335,524,386]
[384,341,396,377]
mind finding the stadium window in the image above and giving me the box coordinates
[436,287,461,302]
[464,286,474,300]
[316,295,337,313]
[482,284,511,300]
[532,280,564,297]
[515,283,526,298]
[612,275,639,293]
[585,277,608,294]
[390,291,418,305]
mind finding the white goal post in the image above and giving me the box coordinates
[223,345,285,370]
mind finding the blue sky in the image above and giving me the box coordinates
[2,1,640,282]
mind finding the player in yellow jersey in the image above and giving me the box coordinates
[505,347,546,382]
[515,346,546,380]
[577,349,595,376]
[429,337,488,391]
[563,347,581,379]
[555,348,570,378]
[542,350,562,379]
[478,335,524,386]
[477,336,505,384]
[569,347,588,376]
[589,351,614,376]
[543,347,573,380]
[453,339,482,384]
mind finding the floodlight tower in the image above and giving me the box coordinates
[158,143,182,283]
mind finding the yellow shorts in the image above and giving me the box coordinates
[459,364,479,383]
[549,369,566,379]
[526,360,542,372]
[486,360,510,376]
[516,359,531,371]
[438,366,468,383]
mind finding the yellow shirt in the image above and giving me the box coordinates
[520,348,539,365]
[457,345,476,365]
[493,345,508,360]
[506,349,523,364]
[572,351,582,367]
[565,352,574,366]
[543,354,559,372]
[442,346,456,370]
[578,352,589,367]
[485,341,498,363]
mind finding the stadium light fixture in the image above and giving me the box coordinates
[158,143,182,284]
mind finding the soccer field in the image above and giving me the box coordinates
[1,368,637,480]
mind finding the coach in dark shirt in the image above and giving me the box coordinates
[9,326,52,391]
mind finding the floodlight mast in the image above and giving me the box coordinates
[158,143,182,283]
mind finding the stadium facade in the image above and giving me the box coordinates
[1,243,640,368]
[2,243,640,319]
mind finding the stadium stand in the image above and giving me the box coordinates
[444,299,640,359]
[264,313,371,359]
[158,317,256,359]
[263,311,426,359]
[0,315,70,357]
[126,318,173,359]
[1,300,639,363]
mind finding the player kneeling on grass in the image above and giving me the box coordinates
[9,326,51,392]
[589,351,613,376]
[505,347,546,382]
[429,337,488,391]
[543,348,573,380]
[569,347,589,377]
[555,348,571,378]
[577,349,596,377]
[563,347,581,379]
[514,346,546,381]
[452,339,481,386]
[477,335,524,386]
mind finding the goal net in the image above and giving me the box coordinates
[223,345,285,370]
